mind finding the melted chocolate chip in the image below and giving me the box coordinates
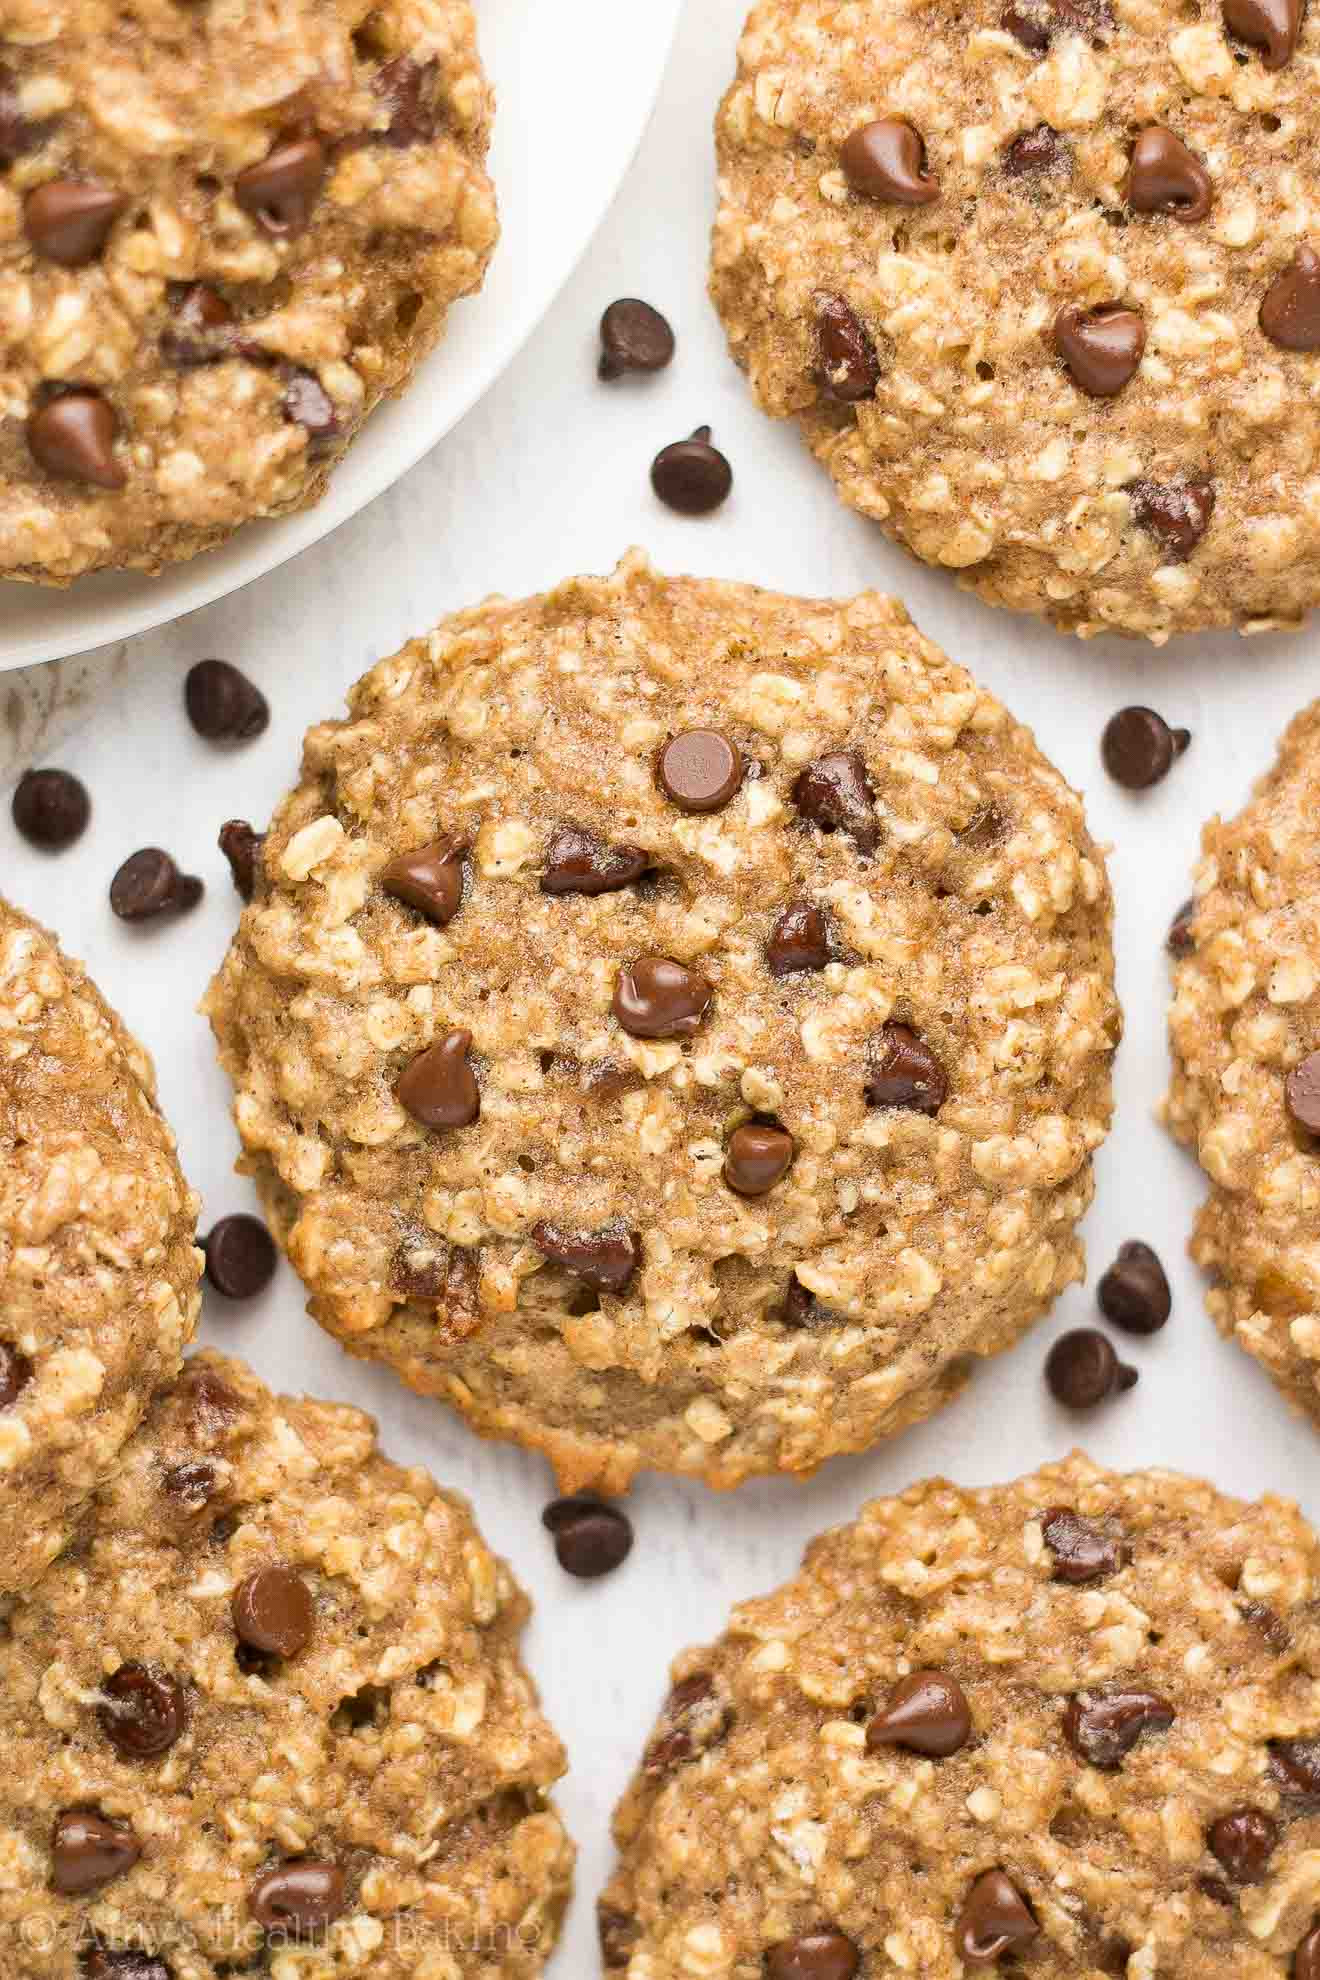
[657,729,743,813]
[1271,1737,1320,1796]
[389,1239,479,1316]
[1207,1807,1278,1883]
[160,282,239,367]
[793,749,878,852]
[598,298,676,379]
[643,1674,730,1774]
[249,1859,346,1932]
[219,820,264,900]
[1053,303,1146,396]
[815,293,881,402]
[98,1664,187,1759]
[232,1565,314,1658]
[1126,128,1213,221]
[866,1021,948,1115]
[0,1343,33,1408]
[541,826,651,897]
[1296,1925,1320,1980]
[613,956,713,1039]
[1002,0,1114,46]
[1003,123,1070,174]
[542,1495,634,1578]
[767,901,831,977]
[182,1367,244,1434]
[161,1460,216,1506]
[234,137,326,235]
[1223,0,1302,66]
[651,427,732,514]
[284,370,339,444]
[764,1930,861,1980]
[51,1810,141,1894]
[1044,1328,1138,1407]
[1041,1506,1127,1583]
[0,67,44,165]
[1167,898,1197,956]
[531,1221,641,1294]
[373,55,439,145]
[1127,477,1216,561]
[724,1122,795,1197]
[382,836,468,924]
[1097,1240,1171,1334]
[840,118,939,204]
[1285,1052,1320,1135]
[957,1871,1039,1966]
[599,1905,643,1970]
[397,1031,480,1130]
[1063,1689,1175,1767]
[1261,244,1320,351]
[28,391,126,490]
[184,658,269,741]
[867,1671,972,1757]
[25,179,125,266]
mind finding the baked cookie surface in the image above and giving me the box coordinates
[711,0,1320,641]
[0,896,200,1595]
[0,0,497,585]
[0,1350,573,1980]
[205,554,1118,1490]
[600,1454,1320,1978]
[1166,700,1320,1430]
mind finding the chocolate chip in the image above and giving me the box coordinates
[1053,303,1146,396]
[27,391,126,489]
[284,368,339,446]
[1286,1052,1320,1135]
[782,1276,827,1327]
[249,1860,346,1932]
[0,1343,33,1409]
[531,1220,641,1293]
[724,1122,795,1197]
[382,836,467,923]
[161,1460,216,1506]
[613,956,713,1039]
[1098,1240,1172,1334]
[1224,0,1302,65]
[651,427,732,515]
[1127,477,1215,561]
[1003,123,1070,174]
[184,658,269,743]
[1001,0,1114,44]
[1207,1808,1278,1883]
[598,1905,642,1970]
[542,1495,634,1578]
[232,1564,314,1658]
[957,1871,1039,1966]
[12,767,89,850]
[767,901,831,977]
[373,55,439,145]
[657,729,743,813]
[51,1809,141,1894]
[1167,899,1197,956]
[234,137,326,234]
[1101,705,1190,789]
[397,1030,480,1130]
[1041,1506,1127,1583]
[0,67,43,165]
[1126,127,1213,221]
[1240,1599,1291,1651]
[541,826,651,896]
[182,1366,244,1434]
[82,1953,171,1980]
[1272,1738,1320,1795]
[1063,1689,1174,1766]
[204,1215,277,1299]
[764,1930,861,1980]
[110,848,203,921]
[793,749,878,852]
[1297,1926,1320,1980]
[98,1664,187,1759]
[219,819,265,900]
[1261,244,1320,351]
[160,282,238,367]
[1045,1328,1138,1408]
[815,293,881,402]
[866,1021,948,1115]
[643,1674,729,1774]
[840,118,939,203]
[599,298,675,379]
[867,1671,972,1756]
[25,179,125,266]
[959,803,1009,850]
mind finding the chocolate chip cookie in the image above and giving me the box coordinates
[712,0,1320,640]
[0,0,497,585]
[1166,699,1320,1431]
[0,1350,573,1979]
[205,553,1118,1490]
[0,896,200,1594]
[600,1454,1320,1977]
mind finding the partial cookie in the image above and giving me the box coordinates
[600,1454,1320,1978]
[205,553,1118,1491]
[0,896,200,1594]
[711,0,1320,641]
[0,1350,574,1980]
[0,0,497,585]
[1166,700,1320,1429]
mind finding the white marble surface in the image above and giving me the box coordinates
[8,1,1320,1971]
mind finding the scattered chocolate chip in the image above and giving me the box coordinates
[724,1122,795,1197]
[541,826,651,897]
[82,1952,171,1980]
[542,1495,634,1578]
[1063,1689,1174,1767]
[1041,1506,1127,1583]
[160,282,239,367]
[161,1460,216,1505]
[98,1664,187,1760]
[0,67,43,165]
[203,1214,277,1300]
[957,1871,1039,1966]
[1101,705,1190,789]
[1224,0,1302,65]
[382,836,467,924]
[1285,1052,1320,1135]
[1167,899,1197,955]
[764,1930,861,1980]
[840,118,939,203]
[598,1905,642,1970]
[815,293,881,402]
[234,137,326,234]
[1271,1738,1320,1795]
[0,1343,33,1408]
[767,901,831,977]
[651,427,732,515]
[867,1671,972,1757]
[397,1030,480,1130]
[1126,128,1213,221]
[219,819,265,900]
[613,956,713,1039]
[1296,1924,1320,1980]
[24,179,125,266]
[1053,303,1146,396]
[643,1674,729,1774]
[232,1564,314,1658]
[1261,244,1320,351]
[1045,1328,1138,1408]
[373,55,439,145]
[598,298,675,379]
[51,1809,141,1894]
[1098,1240,1172,1334]
[531,1221,641,1294]
[12,767,89,850]
[657,729,743,813]
[1003,123,1070,174]
[793,749,878,852]
[27,391,126,489]
[249,1860,346,1932]
[866,1021,948,1115]
[110,848,203,921]
[1127,477,1215,561]
[184,658,269,742]
[1207,1808,1278,1883]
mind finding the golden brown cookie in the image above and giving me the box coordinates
[205,553,1118,1490]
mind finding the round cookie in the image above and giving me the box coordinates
[1166,699,1320,1430]
[0,1350,574,1980]
[0,895,201,1595]
[711,0,1320,641]
[0,0,497,585]
[205,553,1118,1490]
[599,1454,1320,1978]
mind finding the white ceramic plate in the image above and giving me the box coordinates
[0,0,684,671]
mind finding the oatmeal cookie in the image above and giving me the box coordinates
[711,0,1320,641]
[600,1453,1320,1978]
[0,0,497,585]
[205,553,1118,1491]
[0,895,200,1595]
[0,1349,574,1980]
[1166,700,1320,1431]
